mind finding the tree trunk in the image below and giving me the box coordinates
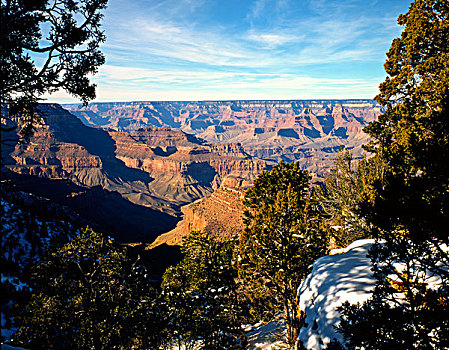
[284,298,296,349]
[289,298,301,350]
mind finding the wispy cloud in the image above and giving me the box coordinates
[44,0,410,102]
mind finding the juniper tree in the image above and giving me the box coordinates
[1,0,107,142]
[14,228,167,350]
[162,231,249,350]
[319,150,386,248]
[338,1,449,348]
[236,161,328,349]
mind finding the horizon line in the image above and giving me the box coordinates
[59,98,378,105]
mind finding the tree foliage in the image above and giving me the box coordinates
[237,161,328,349]
[319,151,386,248]
[14,228,167,350]
[162,231,249,350]
[363,0,449,240]
[338,1,449,348]
[1,0,107,140]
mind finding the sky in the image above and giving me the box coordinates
[46,0,412,103]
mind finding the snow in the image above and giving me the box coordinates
[246,315,286,349]
[297,239,376,349]
[1,345,28,350]
[1,187,79,342]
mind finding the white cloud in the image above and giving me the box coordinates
[43,64,381,103]
[43,0,406,102]
[246,32,302,48]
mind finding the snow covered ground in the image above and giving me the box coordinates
[1,185,79,341]
[297,239,376,349]
[246,315,286,349]
[243,239,376,350]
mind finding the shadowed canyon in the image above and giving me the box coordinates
[2,100,382,246]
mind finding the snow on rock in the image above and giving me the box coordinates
[246,314,285,349]
[1,344,28,350]
[297,239,376,350]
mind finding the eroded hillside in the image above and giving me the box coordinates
[2,104,268,242]
[65,100,383,178]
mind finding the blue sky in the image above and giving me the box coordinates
[47,0,412,103]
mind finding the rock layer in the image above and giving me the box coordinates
[2,104,268,241]
[65,100,383,178]
[149,178,246,248]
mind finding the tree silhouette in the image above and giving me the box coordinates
[1,0,107,141]
[338,1,449,348]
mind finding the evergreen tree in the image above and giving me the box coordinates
[320,150,386,248]
[338,1,449,348]
[1,0,107,141]
[237,161,328,349]
[14,228,167,349]
[162,231,249,350]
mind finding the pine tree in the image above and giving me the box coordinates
[338,1,449,348]
[162,231,249,350]
[14,228,167,349]
[236,161,328,349]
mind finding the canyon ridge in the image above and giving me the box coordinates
[2,100,382,246]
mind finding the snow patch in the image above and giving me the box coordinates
[297,239,376,349]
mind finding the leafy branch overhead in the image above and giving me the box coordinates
[1,0,108,140]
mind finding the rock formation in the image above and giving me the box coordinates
[3,100,382,246]
[2,104,268,242]
[149,177,246,248]
[65,100,383,178]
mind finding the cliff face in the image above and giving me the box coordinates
[65,100,383,178]
[3,104,268,240]
[149,178,246,248]
[111,128,266,185]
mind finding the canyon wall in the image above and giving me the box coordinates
[65,100,383,178]
[2,104,268,242]
[149,177,246,248]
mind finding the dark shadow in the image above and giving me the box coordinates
[39,105,151,182]
[317,115,335,134]
[304,127,321,138]
[3,170,180,243]
[212,125,226,133]
[219,120,235,126]
[188,119,211,130]
[186,162,217,185]
[277,128,300,139]
[152,146,178,156]
[136,243,184,280]
[332,127,348,139]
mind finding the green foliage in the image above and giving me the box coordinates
[237,161,328,348]
[162,231,248,350]
[1,0,107,141]
[363,0,449,241]
[338,1,449,349]
[14,228,167,350]
[320,150,386,248]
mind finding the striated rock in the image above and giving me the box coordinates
[149,179,247,248]
[65,100,383,178]
[2,104,268,242]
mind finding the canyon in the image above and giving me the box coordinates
[65,99,382,178]
[1,104,267,242]
[2,100,382,246]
